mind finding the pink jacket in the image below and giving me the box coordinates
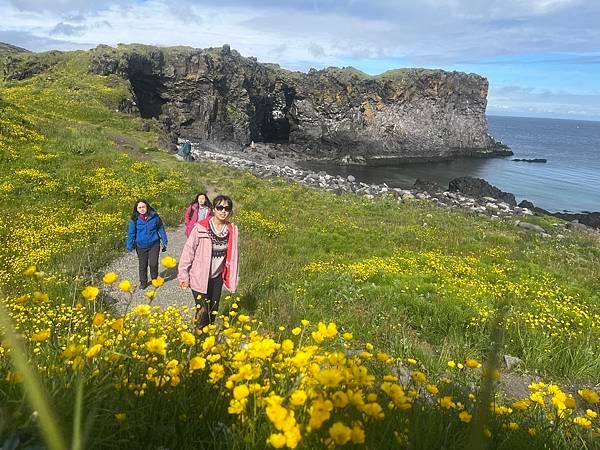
[184,204,212,237]
[178,217,239,294]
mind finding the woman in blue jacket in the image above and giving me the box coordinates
[126,199,168,289]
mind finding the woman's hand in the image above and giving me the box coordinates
[179,280,189,289]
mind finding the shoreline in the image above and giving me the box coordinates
[188,144,600,234]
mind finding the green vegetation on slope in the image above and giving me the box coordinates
[1,48,599,449]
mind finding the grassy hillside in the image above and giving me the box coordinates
[1,47,599,449]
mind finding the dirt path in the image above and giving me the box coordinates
[106,223,195,315]
[105,186,219,315]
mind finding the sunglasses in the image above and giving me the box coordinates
[214,205,232,212]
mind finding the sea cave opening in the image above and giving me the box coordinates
[250,95,290,143]
[128,73,166,119]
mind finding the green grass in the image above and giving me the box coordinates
[1,47,599,449]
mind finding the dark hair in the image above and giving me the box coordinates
[131,199,152,221]
[188,193,212,219]
[211,195,233,215]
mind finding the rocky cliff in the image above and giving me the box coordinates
[4,42,510,162]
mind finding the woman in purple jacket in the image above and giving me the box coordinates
[184,193,212,237]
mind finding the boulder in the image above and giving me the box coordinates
[413,178,442,193]
[518,200,550,216]
[449,176,516,206]
[517,222,546,233]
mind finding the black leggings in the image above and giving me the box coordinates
[135,242,160,287]
[192,276,224,328]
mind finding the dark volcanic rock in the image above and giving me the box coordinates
[518,200,550,216]
[413,178,442,193]
[553,212,600,230]
[513,158,547,163]
[449,176,517,206]
[1,49,63,81]
[86,43,507,161]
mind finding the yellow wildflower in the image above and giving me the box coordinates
[362,402,384,419]
[426,384,439,395]
[289,390,307,406]
[439,396,455,409]
[145,337,167,356]
[350,423,365,444]
[110,318,124,331]
[233,384,250,400]
[33,291,49,302]
[31,330,50,342]
[459,411,472,423]
[329,422,352,445]
[103,272,118,284]
[151,276,165,288]
[118,280,132,292]
[92,312,105,327]
[23,265,37,277]
[134,304,151,316]
[573,417,592,427]
[268,433,286,448]
[180,331,196,346]
[189,356,206,371]
[161,256,177,268]
[81,286,99,301]
[411,371,427,383]
[315,368,344,388]
[15,295,29,304]
[86,344,102,358]
[466,358,481,369]
[281,339,294,353]
[578,389,600,404]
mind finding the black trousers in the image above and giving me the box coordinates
[192,276,224,328]
[135,242,160,287]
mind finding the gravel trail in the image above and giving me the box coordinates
[106,223,195,315]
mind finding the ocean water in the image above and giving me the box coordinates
[301,116,600,212]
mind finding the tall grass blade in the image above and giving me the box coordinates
[0,302,67,450]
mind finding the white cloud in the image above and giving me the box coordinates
[2,0,596,66]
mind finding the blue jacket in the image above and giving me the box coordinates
[126,209,168,251]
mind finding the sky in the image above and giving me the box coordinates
[1,0,599,121]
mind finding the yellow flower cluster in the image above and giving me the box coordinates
[0,207,121,287]
[0,108,45,161]
[1,277,598,448]
[0,101,186,290]
[236,210,287,237]
[303,249,600,345]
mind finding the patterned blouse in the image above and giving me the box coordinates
[208,219,229,279]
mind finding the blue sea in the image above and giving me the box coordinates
[303,116,600,213]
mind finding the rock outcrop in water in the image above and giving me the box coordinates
[86,43,509,161]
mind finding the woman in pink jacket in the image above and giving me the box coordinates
[178,195,239,328]
[184,193,212,237]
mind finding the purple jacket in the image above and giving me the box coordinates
[184,204,211,237]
